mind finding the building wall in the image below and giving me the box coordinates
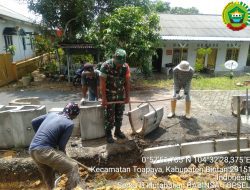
[0,19,37,62]
[160,40,250,73]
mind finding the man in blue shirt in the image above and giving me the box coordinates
[29,102,80,190]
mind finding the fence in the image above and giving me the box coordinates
[0,54,15,87]
[0,53,49,87]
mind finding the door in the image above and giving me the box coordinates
[152,48,163,72]
[207,48,217,71]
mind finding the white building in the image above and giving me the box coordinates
[153,14,250,74]
[0,5,38,62]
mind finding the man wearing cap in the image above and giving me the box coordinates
[99,48,130,143]
[29,102,80,190]
[167,61,194,119]
[80,63,100,104]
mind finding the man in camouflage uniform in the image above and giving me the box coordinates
[167,60,194,119]
[99,49,130,143]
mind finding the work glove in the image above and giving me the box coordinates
[80,97,86,105]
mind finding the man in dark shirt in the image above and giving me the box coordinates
[29,102,80,190]
[80,63,100,104]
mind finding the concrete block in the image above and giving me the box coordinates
[128,104,149,134]
[192,151,229,163]
[79,101,105,140]
[181,141,214,156]
[215,138,248,152]
[152,156,192,172]
[229,148,250,157]
[11,105,46,148]
[240,115,250,126]
[9,97,40,105]
[143,144,181,163]
[48,108,80,137]
[0,105,46,148]
[142,107,164,136]
[128,104,164,136]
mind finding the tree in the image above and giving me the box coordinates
[26,0,96,41]
[26,0,152,42]
[170,7,199,14]
[150,0,171,13]
[99,6,160,75]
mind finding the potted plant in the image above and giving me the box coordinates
[6,45,16,55]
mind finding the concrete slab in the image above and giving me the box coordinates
[141,107,164,136]
[79,101,105,140]
[128,104,149,134]
[181,140,214,156]
[241,115,250,126]
[128,104,164,136]
[229,148,250,157]
[48,108,80,137]
[143,144,181,161]
[9,97,40,106]
[0,105,46,148]
[215,138,248,152]
[152,155,192,172]
[192,151,229,163]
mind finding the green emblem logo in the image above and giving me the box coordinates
[222,1,250,31]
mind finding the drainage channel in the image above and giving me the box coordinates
[2,138,250,189]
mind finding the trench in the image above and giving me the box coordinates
[1,143,250,190]
[0,140,144,190]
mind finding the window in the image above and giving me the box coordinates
[172,48,188,65]
[4,35,13,51]
[226,48,239,61]
[22,37,26,50]
[247,45,250,66]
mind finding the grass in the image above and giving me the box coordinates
[133,74,250,90]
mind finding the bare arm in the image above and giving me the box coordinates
[82,85,88,98]
[100,76,107,106]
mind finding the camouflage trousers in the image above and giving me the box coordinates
[30,148,80,190]
[104,103,125,130]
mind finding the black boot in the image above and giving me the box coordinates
[105,130,114,143]
[114,127,126,139]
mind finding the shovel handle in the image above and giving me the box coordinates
[106,98,172,104]
[75,160,91,172]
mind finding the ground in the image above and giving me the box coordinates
[0,79,249,189]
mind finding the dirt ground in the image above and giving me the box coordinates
[1,79,250,189]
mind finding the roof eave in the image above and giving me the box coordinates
[161,36,250,42]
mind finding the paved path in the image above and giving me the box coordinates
[0,88,249,147]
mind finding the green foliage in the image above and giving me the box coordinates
[170,7,199,14]
[57,48,64,57]
[6,45,16,55]
[195,59,204,72]
[72,54,94,64]
[150,0,199,14]
[98,6,160,75]
[27,0,96,41]
[151,0,171,13]
[34,35,54,55]
[43,60,58,75]
[195,48,212,72]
